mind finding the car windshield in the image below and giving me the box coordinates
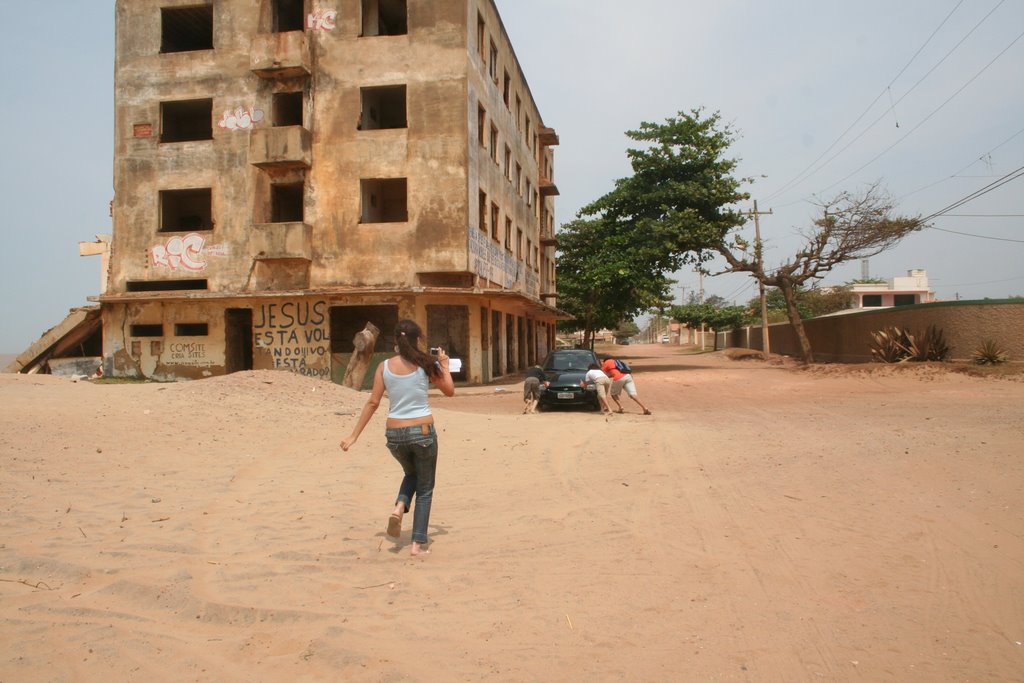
[542,350,595,372]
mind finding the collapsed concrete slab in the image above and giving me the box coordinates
[4,306,103,375]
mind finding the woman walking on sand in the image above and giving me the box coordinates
[340,319,455,556]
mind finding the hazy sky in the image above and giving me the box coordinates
[1,1,1021,352]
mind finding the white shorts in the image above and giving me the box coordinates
[610,374,637,398]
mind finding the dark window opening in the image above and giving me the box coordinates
[894,294,916,306]
[161,5,214,53]
[131,324,164,337]
[272,92,303,127]
[175,323,209,336]
[419,272,475,288]
[271,183,305,223]
[862,295,883,307]
[360,178,408,223]
[359,85,407,130]
[272,0,305,32]
[127,279,208,292]
[362,0,407,36]
[478,190,487,233]
[160,188,213,232]
[503,70,511,107]
[160,98,213,142]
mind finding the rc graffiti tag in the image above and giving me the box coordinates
[151,234,228,271]
[307,9,337,30]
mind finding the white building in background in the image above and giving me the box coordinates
[849,269,935,309]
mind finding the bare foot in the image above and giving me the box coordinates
[410,542,430,557]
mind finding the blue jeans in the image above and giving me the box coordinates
[385,425,438,544]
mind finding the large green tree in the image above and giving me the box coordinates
[555,109,748,345]
[555,217,672,345]
[572,108,921,363]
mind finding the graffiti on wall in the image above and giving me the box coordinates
[307,9,337,30]
[167,341,214,367]
[469,229,539,297]
[253,301,331,378]
[151,233,228,271]
[218,107,265,131]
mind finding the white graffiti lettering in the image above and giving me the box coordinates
[218,107,265,131]
[307,9,337,31]
[151,233,207,271]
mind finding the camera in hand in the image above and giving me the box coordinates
[429,347,440,355]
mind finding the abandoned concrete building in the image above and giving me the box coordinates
[90,0,560,384]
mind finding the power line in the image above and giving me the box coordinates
[921,165,1024,222]
[814,27,1024,196]
[899,124,1024,200]
[764,0,968,203]
[929,226,1024,243]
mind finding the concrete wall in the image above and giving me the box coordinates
[719,301,1024,363]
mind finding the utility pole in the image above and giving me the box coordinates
[697,269,706,350]
[748,200,773,355]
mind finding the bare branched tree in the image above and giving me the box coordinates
[716,183,923,363]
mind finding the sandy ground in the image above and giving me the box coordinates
[2,344,1023,682]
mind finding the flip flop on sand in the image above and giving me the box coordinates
[386,513,402,538]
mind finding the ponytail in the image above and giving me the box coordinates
[394,319,441,379]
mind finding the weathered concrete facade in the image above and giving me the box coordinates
[100,0,560,383]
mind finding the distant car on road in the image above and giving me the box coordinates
[661,334,670,343]
[537,349,601,411]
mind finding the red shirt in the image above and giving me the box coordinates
[602,358,626,381]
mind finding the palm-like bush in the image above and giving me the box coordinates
[972,340,1008,365]
[870,325,949,363]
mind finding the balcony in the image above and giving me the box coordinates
[540,232,559,247]
[250,31,311,79]
[249,126,312,169]
[539,126,560,146]
[251,222,313,261]
[539,175,560,197]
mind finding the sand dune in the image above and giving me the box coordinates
[2,347,1023,682]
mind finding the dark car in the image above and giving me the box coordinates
[537,349,601,411]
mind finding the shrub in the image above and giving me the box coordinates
[870,325,949,363]
[972,339,1008,365]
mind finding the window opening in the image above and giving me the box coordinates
[516,228,523,260]
[503,70,511,107]
[160,99,213,142]
[160,188,213,232]
[360,178,408,223]
[362,0,407,36]
[862,295,883,307]
[161,5,214,53]
[359,85,407,129]
[175,323,209,336]
[477,104,486,146]
[489,40,498,82]
[131,324,164,337]
[894,294,916,306]
[127,279,208,292]
[272,92,303,126]
[272,0,305,32]
[477,13,486,59]
[490,203,499,241]
[504,145,511,179]
[271,183,304,223]
[490,125,498,163]
[505,218,512,251]
[478,191,487,233]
